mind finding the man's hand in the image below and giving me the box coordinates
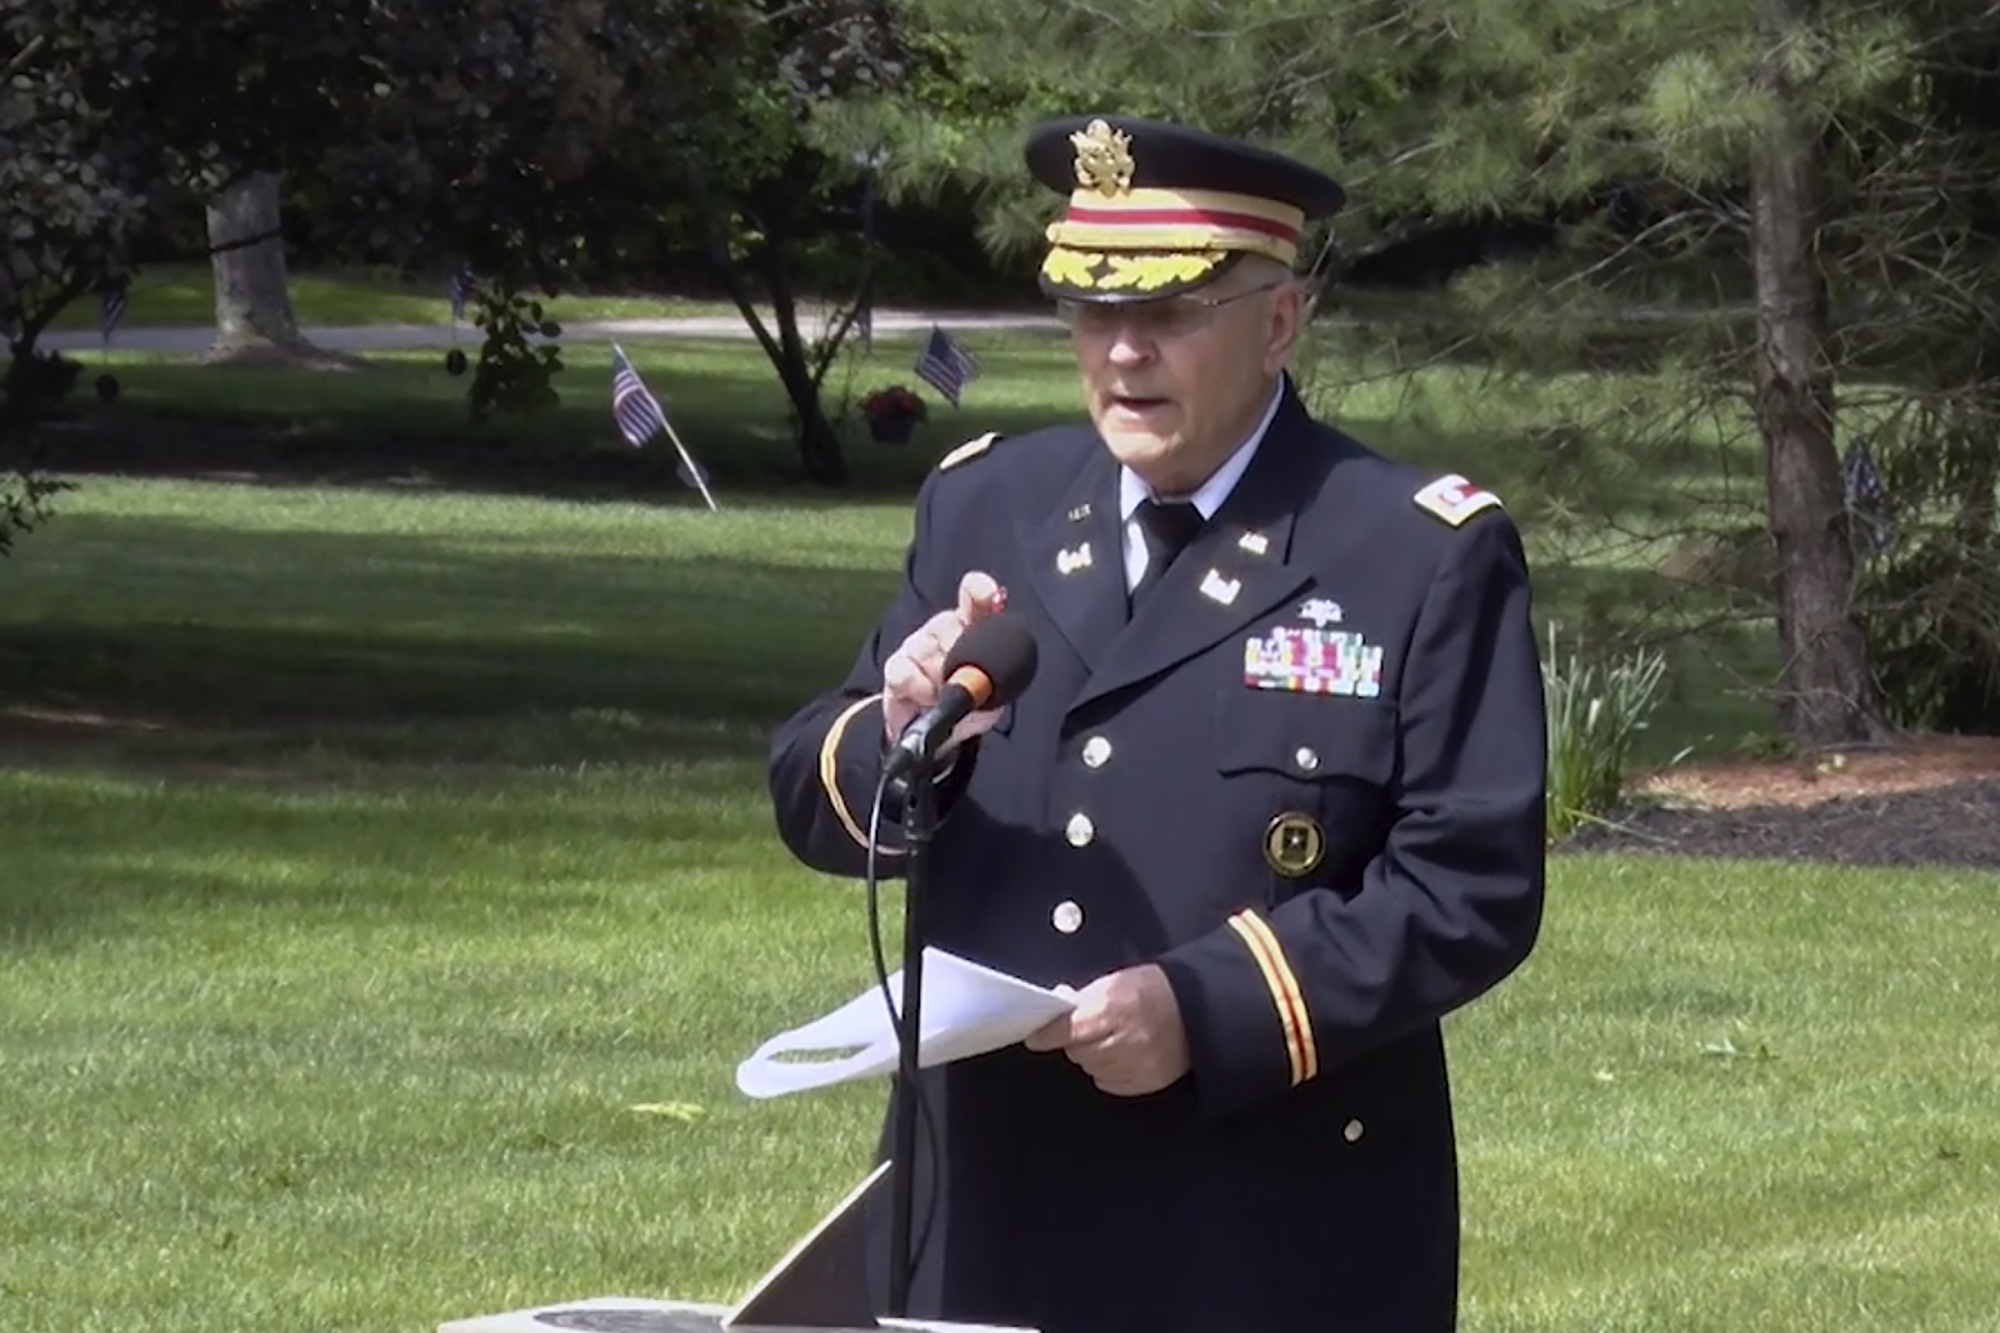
[1025,964,1190,1096]
[882,570,1008,750]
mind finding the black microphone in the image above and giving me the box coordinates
[884,613,1039,779]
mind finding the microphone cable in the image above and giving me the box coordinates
[864,762,942,1293]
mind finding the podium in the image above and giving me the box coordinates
[438,1163,1035,1333]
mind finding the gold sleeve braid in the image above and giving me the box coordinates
[1226,909,1320,1086]
[819,694,901,856]
[815,692,961,855]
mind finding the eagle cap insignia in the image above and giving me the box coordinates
[1070,119,1135,196]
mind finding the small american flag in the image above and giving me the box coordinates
[610,343,719,512]
[1842,435,1894,554]
[913,324,979,408]
[100,279,128,342]
[448,265,476,321]
[611,345,671,447]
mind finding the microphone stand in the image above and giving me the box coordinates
[885,757,937,1318]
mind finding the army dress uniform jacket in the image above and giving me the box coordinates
[767,382,1546,1333]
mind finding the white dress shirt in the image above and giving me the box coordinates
[1118,379,1285,592]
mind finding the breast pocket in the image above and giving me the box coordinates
[1214,688,1398,898]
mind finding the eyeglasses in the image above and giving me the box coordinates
[1056,279,1287,342]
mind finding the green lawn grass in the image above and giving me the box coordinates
[48,262,740,331]
[1,476,1995,1333]
[49,323,1782,760]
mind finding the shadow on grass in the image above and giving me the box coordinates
[0,530,895,943]
[0,502,1786,773]
[45,335,1761,532]
[34,339,1088,503]
[0,524,912,774]
[0,514,1788,949]
[33,398,1093,506]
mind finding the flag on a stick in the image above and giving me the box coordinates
[448,265,476,322]
[913,324,979,408]
[1842,435,1894,554]
[611,343,718,512]
[99,278,128,347]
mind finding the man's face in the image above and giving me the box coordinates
[1066,263,1301,495]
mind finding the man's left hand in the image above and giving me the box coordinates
[1025,963,1190,1096]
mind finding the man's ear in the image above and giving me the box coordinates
[1262,280,1304,376]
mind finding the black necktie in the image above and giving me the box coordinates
[1131,499,1205,606]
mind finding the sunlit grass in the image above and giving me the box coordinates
[0,465,1991,1333]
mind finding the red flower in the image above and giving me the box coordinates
[861,384,928,423]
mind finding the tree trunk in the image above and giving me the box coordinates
[762,241,850,487]
[1752,0,1885,747]
[204,172,354,367]
[779,359,850,487]
[710,217,850,486]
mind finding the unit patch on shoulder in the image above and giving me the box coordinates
[938,431,1001,471]
[1413,473,1502,527]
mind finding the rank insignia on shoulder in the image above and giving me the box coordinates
[1413,473,1502,527]
[938,431,1001,471]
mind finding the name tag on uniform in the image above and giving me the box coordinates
[1243,625,1384,697]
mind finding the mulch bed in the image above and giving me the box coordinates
[1558,776,2000,868]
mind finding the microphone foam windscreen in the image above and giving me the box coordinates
[944,614,1040,707]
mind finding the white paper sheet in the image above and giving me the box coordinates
[735,949,1077,1099]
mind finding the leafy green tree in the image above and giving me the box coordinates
[0,10,161,555]
[0,9,165,357]
[844,0,2000,747]
[7,0,899,480]
[284,0,900,482]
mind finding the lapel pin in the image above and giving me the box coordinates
[1200,569,1242,605]
[1057,543,1093,575]
[1068,503,1093,522]
[1238,531,1269,556]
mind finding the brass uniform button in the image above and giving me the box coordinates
[1051,900,1085,934]
[1343,1119,1365,1143]
[1082,736,1113,768]
[1065,813,1096,847]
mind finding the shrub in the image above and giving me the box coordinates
[1542,622,1670,841]
[466,283,564,423]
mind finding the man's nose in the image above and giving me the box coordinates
[1106,329,1155,364]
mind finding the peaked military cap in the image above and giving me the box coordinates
[1024,114,1346,303]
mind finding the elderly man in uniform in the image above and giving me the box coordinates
[767,114,1546,1333]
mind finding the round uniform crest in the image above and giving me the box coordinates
[1263,811,1325,877]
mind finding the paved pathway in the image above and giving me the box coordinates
[39,308,1061,354]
